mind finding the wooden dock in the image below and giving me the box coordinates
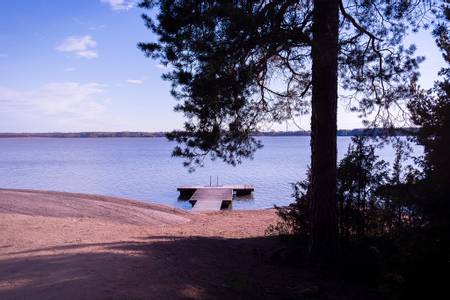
[177,185,254,211]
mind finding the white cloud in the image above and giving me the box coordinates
[77,50,98,59]
[56,35,98,59]
[0,53,8,59]
[0,82,107,119]
[100,0,136,11]
[64,67,76,72]
[126,79,144,85]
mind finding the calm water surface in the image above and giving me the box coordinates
[0,137,421,210]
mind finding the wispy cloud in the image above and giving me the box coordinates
[72,17,106,31]
[89,24,107,31]
[64,67,76,72]
[126,79,144,85]
[56,35,98,59]
[0,82,107,119]
[100,0,136,11]
[0,53,8,59]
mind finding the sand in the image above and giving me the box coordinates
[0,189,375,299]
[0,189,295,300]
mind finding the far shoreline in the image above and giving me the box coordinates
[0,127,417,138]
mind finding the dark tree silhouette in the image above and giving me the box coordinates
[138,0,435,261]
[407,6,450,237]
[409,18,450,186]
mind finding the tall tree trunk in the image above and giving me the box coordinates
[309,0,339,262]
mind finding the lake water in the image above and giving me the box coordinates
[0,137,422,210]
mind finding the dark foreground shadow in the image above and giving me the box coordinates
[0,235,374,300]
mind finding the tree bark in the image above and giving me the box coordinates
[309,0,339,262]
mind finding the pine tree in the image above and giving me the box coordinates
[139,0,436,261]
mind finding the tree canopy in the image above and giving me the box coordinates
[139,0,435,167]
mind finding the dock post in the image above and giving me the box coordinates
[216,176,219,186]
[209,176,212,187]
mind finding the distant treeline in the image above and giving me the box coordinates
[0,128,418,138]
[255,127,419,137]
[0,132,166,138]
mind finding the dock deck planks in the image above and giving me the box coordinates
[177,184,254,211]
[190,188,233,211]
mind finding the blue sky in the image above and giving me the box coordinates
[0,0,445,132]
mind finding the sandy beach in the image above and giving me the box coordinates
[0,189,375,299]
[0,189,298,299]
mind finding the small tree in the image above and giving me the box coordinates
[337,137,389,241]
[272,136,416,240]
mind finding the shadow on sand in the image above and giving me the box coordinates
[0,235,374,299]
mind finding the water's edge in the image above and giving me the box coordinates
[0,136,421,210]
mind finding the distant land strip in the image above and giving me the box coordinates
[0,128,418,138]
